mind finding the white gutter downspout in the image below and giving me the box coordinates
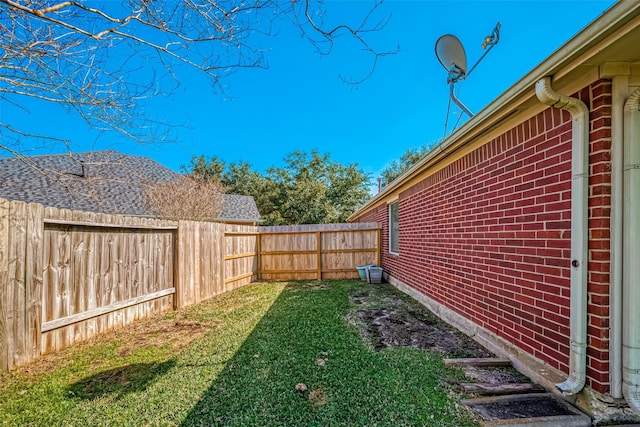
[535,77,589,395]
[622,88,640,412]
[610,72,629,399]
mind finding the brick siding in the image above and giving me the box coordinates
[355,80,612,394]
[586,80,612,391]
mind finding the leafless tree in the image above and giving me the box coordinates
[0,0,396,157]
[144,175,225,221]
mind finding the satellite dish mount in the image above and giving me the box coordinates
[435,22,501,118]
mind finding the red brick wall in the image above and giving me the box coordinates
[586,81,612,391]
[357,204,402,273]
[355,80,612,394]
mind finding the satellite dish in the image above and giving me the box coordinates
[434,23,501,121]
[435,34,467,78]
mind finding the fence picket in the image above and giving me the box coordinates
[0,199,9,370]
[7,201,27,368]
[25,203,43,362]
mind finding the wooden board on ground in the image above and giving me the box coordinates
[443,357,512,367]
[460,382,545,395]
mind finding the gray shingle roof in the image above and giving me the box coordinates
[0,150,261,223]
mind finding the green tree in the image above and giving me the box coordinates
[225,161,280,222]
[184,156,279,221]
[184,151,371,225]
[380,143,438,188]
[266,150,370,225]
[181,155,226,182]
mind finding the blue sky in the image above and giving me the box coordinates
[3,0,617,183]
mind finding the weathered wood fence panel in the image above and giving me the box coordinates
[258,223,380,281]
[321,228,380,280]
[0,200,43,370]
[259,231,317,280]
[41,208,177,354]
[176,220,228,307]
[224,225,259,290]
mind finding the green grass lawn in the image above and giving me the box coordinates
[0,280,480,426]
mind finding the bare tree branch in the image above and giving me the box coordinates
[295,0,399,84]
[0,0,395,154]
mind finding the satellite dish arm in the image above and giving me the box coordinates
[466,22,501,78]
[450,81,473,117]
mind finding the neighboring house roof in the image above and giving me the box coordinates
[0,150,261,223]
[349,1,640,221]
[220,194,262,224]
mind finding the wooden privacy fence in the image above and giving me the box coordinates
[1,197,379,371]
[176,222,259,308]
[259,223,381,281]
[42,211,177,355]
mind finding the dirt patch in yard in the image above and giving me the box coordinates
[349,284,541,401]
[350,286,492,359]
[356,308,457,353]
[299,281,332,290]
[7,313,213,381]
[115,317,211,357]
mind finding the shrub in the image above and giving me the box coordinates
[144,175,224,221]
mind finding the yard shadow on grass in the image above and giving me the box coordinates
[179,280,481,427]
[67,359,176,400]
[179,281,343,426]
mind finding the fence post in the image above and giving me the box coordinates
[172,226,180,310]
[316,231,322,280]
[174,221,184,309]
[377,227,382,266]
[213,222,224,295]
[256,232,261,280]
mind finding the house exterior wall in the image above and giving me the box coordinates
[587,80,613,393]
[355,80,612,394]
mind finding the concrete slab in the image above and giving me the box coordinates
[462,393,592,427]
